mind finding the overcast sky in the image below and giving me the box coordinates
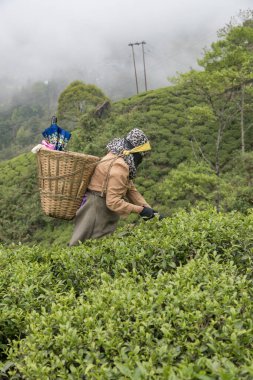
[0,0,252,99]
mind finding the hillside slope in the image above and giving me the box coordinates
[1,83,251,245]
[0,85,193,244]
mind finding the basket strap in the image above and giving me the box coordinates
[38,155,124,191]
[100,156,121,197]
[38,156,121,180]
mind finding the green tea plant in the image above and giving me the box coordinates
[0,244,68,362]
[1,208,253,378]
[7,256,253,379]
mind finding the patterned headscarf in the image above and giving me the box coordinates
[106,128,149,179]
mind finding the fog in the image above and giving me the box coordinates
[0,0,252,100]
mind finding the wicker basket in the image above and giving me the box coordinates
[37,148,100,220]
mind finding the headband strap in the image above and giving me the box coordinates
[122,142,151,156]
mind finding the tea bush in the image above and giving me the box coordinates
[45,208,253,293]
[0,244,68,361]
[1,208,253,378]
[8,256,253,379]
[2,82,253,245]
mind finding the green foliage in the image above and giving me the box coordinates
[222,152,253,212]
[199,20,253,78]
[0,244,66,362]
[196,16,253,158]
[158,161,237,213]
[0,153,69,244]
[0,80,63,161]
[0,209,252,378]
[57,81,108,128]
[1,18,253,245]
[0,81,252,244]
[1,15,253,380]
[8,258,253,379]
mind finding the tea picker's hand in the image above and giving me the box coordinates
[139,207,155,220]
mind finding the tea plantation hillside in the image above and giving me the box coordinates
[0,85,206,245]
[1,209,253,379]
[1,83,253,245]
[1,16,253,244]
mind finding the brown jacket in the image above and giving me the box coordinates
[88,152,150,215]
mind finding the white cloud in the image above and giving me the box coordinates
[0,0,252,97]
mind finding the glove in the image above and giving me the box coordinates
[139,207,155,220]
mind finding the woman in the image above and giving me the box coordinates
[69,128,155,246]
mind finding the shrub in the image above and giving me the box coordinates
[0,245,68,360]
[8,256,253,379]
[1,209,253,378]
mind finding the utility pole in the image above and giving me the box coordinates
[141,41,148,91]
[128,43,139,94]
[128,41,148,94]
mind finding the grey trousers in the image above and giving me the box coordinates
[69,192,120,246]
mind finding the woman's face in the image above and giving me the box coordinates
[133,152,143,168]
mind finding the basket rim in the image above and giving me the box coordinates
[38,147,100,160]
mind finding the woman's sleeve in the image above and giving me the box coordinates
[126,180,151,208]
[106,162,143,215]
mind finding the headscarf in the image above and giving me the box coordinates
[106,128,151,179]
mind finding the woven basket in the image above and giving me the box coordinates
[37,148,100,220]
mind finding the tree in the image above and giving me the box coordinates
[198,12,253,153]
[172,13,253,210]
[57,81,108,129]
[177,68,239,177]
[158,161,234,213]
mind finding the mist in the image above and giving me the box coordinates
[0,0,252,100]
